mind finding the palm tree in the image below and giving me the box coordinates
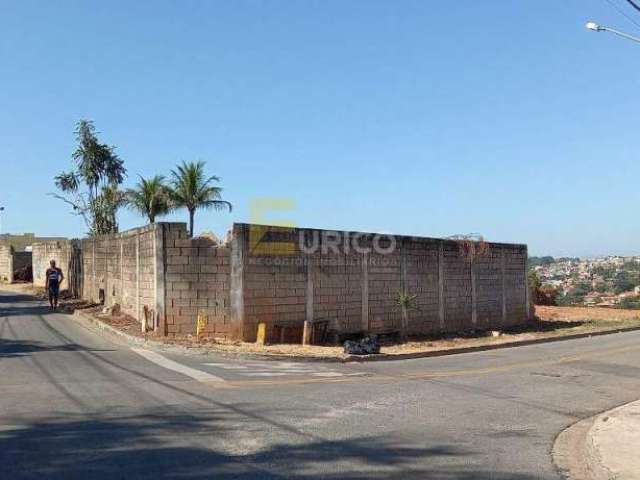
[125,175,172,224]
[169,161,232,237]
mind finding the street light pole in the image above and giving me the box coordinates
[0,207,4,236]
[585,21,640,44]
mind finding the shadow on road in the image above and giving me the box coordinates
[0,412,543,479]
[0,338,113,358]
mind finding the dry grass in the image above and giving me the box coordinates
[535,305,640,323]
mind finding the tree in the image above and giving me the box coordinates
[169,161,232,237]
[527,270,558,306]
[125,175,172,223]
[53,120,126,235]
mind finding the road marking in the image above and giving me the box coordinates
[131,348,225,383]
[202,363,249,369]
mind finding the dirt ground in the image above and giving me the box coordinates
[3,282,640,359]
[91,305,640,359]
[535,305,640,322]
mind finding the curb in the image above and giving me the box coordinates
[70,309,640,363]
[553,400,640,480]
[338,325,640,363]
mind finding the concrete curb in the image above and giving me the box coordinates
[553,400,640,480]
[70,309,640,363]
[339,325,640,363]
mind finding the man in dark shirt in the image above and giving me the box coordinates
[45,260,64,310]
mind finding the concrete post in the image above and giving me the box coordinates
[154,224,166,334]
[120,236,123,307]
[399,238,408,338]
[229,224,246,341]
[471,257,477,327]
[136,231,141,331]
[361,251,369,332]
[438,242,445,331]
[92,239,96,303]
[8,247,13,284]
[105,236,109,307]
[305,256,314,325]
[523,246,530,321]
[501,248,507,325]
[302,320,312,346]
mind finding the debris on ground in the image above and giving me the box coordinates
[343,335,381,355]
[12,265,33,282]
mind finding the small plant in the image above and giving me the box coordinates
[396,291,418,310]
[396,290,418,342]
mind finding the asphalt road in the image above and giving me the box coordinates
[2,290,640,479]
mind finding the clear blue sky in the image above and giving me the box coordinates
[1,0,638,257]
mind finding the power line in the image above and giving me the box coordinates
[624,0,640,13]
[603,0,640,30]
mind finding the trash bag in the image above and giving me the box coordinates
[343,335,380,355]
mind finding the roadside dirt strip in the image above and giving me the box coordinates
[553,400,640,480]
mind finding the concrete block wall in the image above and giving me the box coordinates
[79,224,158,324]
[32,241,71,289]
[44,222,528,343]
[231,223,529,342]
[0,245,13,283]
[163,223,231,337]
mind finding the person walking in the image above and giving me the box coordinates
[45,260,64,310]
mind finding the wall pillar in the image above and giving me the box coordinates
[8,248,14,284]
[120,236,124,309]
[438,242,445,331]
[105,237,109,306]
[229,224,246,340]
[361,251,369,332]
[501,248,507,325]
[92,239,96,303]
[471,257,477,327]
[154,223,166,335]
[305,256,314,325]
[399,238,408,336]
[136,231,141,330]
[523,246,530,320]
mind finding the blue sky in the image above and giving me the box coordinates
[0,0,638,257]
